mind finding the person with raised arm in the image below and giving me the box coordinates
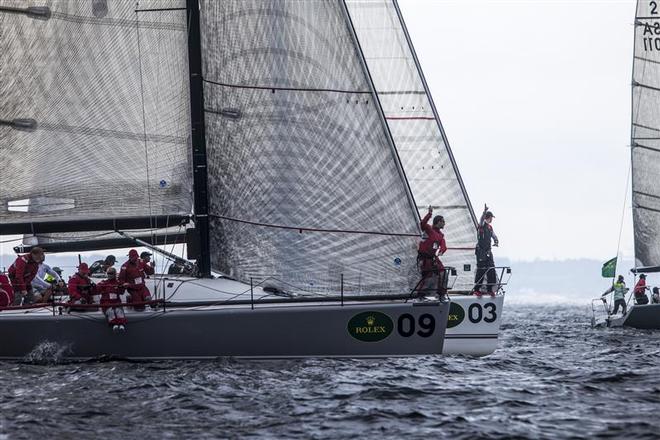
[473,204,499,297]
[416,205,447,299]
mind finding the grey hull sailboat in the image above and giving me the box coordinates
[596,0,660,329]
[0,0,456,359]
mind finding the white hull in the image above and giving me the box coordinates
[443,294,504,356]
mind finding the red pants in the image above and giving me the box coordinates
[127,285,152,310]
[0,288,13,308]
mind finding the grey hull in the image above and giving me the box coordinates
[619,303,660,329]
[0,301,449,360]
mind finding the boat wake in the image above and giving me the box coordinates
[23,341,71,365]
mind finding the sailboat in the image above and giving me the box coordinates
[0,0,503,359]
[594,0,660,329]
[343,1,508,354]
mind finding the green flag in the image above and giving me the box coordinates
[602,257,617,278]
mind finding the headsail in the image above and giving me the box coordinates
[632,0,660,267]
[200,0,422,295]
[0,1,193,234]
[344,0,478,290]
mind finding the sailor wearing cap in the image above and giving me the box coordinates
[139,251,155,279]
[118,249,153,311]
[634,274,650,305]
[67,263,98,310]
[473,204,499,297]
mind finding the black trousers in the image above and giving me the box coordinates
[474,254,496,293]
[613,298,627,314]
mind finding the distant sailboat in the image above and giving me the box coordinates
[595,0,660,329]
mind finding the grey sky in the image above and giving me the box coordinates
[398,0,636,261]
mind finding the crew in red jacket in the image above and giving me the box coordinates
[97,267,127,332]
[67,263,98,311]
[416,205,447,298]
[8,247,45,305]
[118,249,152,311]
[634,274,649,305]
[0,273,14,308]
[139,251,155,278]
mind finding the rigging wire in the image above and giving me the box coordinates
[614,160,632,281]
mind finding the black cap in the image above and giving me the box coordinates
[484,211,495,218]
[52,266,62,274]
[104,255,116,264]
[640,274,647,279]
[140,251,153,258]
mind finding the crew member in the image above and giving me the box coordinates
[653,287,660,304]
[0,272,13,308]
[139,251,155,278]
[118,249,153,311]
[31,262,62,303]
[97,267,127,332]
[473,204,498,297]
[67,263,98,311]
[633,274,649,305]
[602,275,629,315]
[8,247,45,305]
[89,255,117,276]
[416,205,447,298]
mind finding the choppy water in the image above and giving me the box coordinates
[1,303,660,439]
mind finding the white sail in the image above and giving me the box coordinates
[345,0,478,290]
[200,0,422,295]
[632,0,660,267]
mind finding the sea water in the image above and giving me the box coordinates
[1,303,659,439]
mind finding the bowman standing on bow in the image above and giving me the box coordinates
[416,205,447,298]
[473,204,498,297]
[602,275,629,315]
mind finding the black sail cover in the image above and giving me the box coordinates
[0,1,193,230]
[345,0,478,290]
[200,0,422,295]
[632,0,660,267]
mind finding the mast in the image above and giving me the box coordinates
[186,0,211,277]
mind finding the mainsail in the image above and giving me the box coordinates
[200,0,422,295]
[0,1,193,233]
[632,0,660,267]
[345,0,478,290]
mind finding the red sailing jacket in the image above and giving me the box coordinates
[634,278,647,297]
[118,260,149,290]
[68,274,96,303]
[418,212,446,271]
[97,278,123,306]
[139,260,154,277]
[0,274,14,307]
[7,254,39,291]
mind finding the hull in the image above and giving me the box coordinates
[443,294,504,356]
[0,301,449,360]
[604,303,660,329]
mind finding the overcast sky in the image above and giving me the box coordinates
[398,0,637,262]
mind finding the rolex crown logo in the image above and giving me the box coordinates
[366,315,375,326]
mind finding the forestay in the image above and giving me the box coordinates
[200,0,421,295]
[344,0,478,290]
[632,0,660,267]
[0,0,193,228]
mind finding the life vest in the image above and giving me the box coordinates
[612,282,627,301]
